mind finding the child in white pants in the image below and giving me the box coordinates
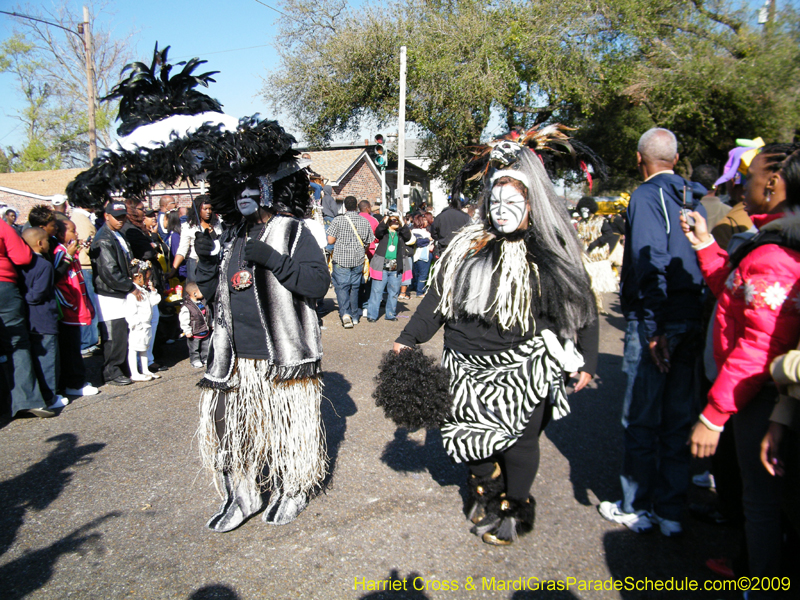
[125,260,161,381]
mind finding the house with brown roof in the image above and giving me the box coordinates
[0,169,87,221]
[0,144,432,221]
[0,168,203,221]
[302,144,431,213]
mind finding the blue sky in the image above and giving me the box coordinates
[0,0,303,152]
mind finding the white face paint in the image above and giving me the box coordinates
[237,187,261,216]
[489,184,528,233]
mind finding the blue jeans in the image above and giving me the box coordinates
[620,319,701,521]
[331,264,363,320]
[30,332,59,405]
[0,282,46,415]
[80,268,99,350]
[412,259,431,295]
[323,216,335,253]
[368,270,401,320]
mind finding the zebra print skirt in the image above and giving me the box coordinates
[440,334,571,463]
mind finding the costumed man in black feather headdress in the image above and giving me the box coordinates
[64,44,330,531]
[385,127,600,545]
[193,125,331,531]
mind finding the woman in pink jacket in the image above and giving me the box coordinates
[682,143,800,594]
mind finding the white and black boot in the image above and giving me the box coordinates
[262,490,308,525]
[206,472,264,533]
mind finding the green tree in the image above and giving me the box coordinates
[265,0,800,187]
[0,34,62,170]
[1,0,136,170]
[576,0,800,188]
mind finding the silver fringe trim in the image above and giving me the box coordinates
[197,358,327,498]
[432,225,533,334]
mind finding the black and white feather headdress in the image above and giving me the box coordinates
[66,44,309,219]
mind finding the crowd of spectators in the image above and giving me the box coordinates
[0,194,218,416]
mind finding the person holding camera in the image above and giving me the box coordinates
[366,212,413,322]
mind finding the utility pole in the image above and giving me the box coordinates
[82,6,97,162]
[397,46,406,215]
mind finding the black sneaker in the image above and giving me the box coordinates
[107,375,133,386]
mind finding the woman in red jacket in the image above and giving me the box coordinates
[682,143,800,594]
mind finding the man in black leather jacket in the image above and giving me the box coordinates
[90,201,142,386]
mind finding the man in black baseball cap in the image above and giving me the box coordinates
[90,200,139,386]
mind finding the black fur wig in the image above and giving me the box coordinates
[373,348,452,430]
[204,116,308,222]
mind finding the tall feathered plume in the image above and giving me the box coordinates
[104,43,222,136]
[451,124,606,203]
[67,43,238,210]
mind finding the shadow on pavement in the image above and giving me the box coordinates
[0,433,106,558]
[544,352,625,507]
[357,569,431,599]
[321,371,358,490]
[0,512,119,600]
[188,584,241,599]
[603,528,742,600]
[604,297,627,333]
[381,428,465,486]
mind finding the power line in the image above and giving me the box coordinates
[172,0,306,61]
[0,122,23,144]
[252,0,306,25]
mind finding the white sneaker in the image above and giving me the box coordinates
[48,395,70,409]
[598,500,654,533]
[342,314,353,329]
[191,361,204,369]
[65,384,99,396]
[692,470,716,490]
[130,373,152,382]
[362,308,369,318]
[653,513,683,537]
[144,371,162,379]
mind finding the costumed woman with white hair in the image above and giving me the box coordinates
[193,120,331,532]
[374,127,600,545]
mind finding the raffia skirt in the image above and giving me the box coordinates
[197,358,327,497]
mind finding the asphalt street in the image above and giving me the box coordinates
[0,292,742,599]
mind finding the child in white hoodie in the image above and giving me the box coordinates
[125,259,161,381]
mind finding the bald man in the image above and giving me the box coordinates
[599,128,708,538]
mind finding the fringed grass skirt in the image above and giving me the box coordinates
[197,358,327,497]
[584,258,618,294]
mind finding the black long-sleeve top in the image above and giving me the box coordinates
[196,217,330,359]
[396,274,599,376]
